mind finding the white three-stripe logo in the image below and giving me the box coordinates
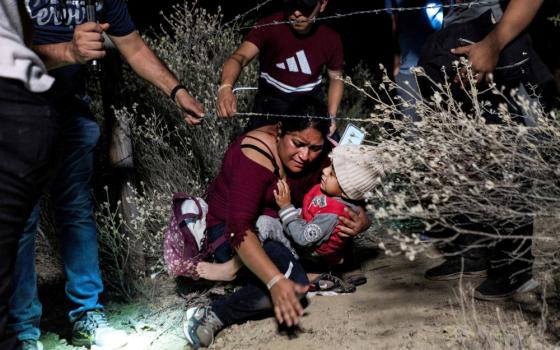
[275,50,312,75]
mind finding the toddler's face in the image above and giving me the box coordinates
[320,165,343,197]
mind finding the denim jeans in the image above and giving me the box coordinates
[207,225,309,326]
[395,72,422,122]
[7,97,103,341]
[0,78,57,350]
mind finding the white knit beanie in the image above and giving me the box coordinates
[331,144,385,201]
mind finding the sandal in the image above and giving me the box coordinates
[309,273,356,294]
[341,269,367,287]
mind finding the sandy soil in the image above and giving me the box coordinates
[42,244,552,350]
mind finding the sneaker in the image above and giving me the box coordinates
[424,257,487,281]
[21,340,43,350]
[72,310,127,349]
[474,273,539,301]
[184,306,223,349]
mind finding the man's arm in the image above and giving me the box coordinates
[110,31,204,125]
[216,41,260,118]
[451,0,544,82]
[327,70,344,135]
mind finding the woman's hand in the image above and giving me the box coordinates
[270,278,308,327]
[274,179,292,209]
[337,206,371,238]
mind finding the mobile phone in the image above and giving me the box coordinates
[339,123,365,146]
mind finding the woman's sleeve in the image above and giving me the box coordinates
[225,161,272,248]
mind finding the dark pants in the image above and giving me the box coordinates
[207,224,309,326]
[0,78,57,350]
[432,219,534,278]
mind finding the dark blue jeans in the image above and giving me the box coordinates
[7,96,102,342]
[0,78,57,350]
[207,224,309,326]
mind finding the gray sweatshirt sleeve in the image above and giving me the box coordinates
[278,205,339,247]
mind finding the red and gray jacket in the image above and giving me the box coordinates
[278,184,358,258]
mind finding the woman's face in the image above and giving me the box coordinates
[277,127,324,173]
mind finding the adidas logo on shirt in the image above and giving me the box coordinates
[275,50,312,75]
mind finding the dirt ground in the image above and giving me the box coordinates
[38,242,557,350]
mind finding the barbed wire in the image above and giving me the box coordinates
[232,0,503,31]
[221,0,275,28]
[239,111,378,123]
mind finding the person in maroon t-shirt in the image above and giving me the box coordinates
[216,0,344,136]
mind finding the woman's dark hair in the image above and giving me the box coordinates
[278,95,331,138]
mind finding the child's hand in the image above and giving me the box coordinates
[274,179,292,209]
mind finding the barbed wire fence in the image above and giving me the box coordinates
[183,0,510,122]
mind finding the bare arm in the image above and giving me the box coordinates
[327,70,344,135]
[110,31,204,124]
[451,0,544,82]
[236,230,307,326]
[217,41,260,118]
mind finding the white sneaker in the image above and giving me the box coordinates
[72,310,128,349]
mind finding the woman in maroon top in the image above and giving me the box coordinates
[184,96,369,348]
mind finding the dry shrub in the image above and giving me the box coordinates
[451,285,553,349]
[96,3,258,296]
[343,63,559,264]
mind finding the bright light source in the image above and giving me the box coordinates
[425,2,443,31]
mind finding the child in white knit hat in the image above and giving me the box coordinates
[274,144,384,266]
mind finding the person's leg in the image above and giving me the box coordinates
[51,107,127,348]
[52,109,103,322]
[7,204,43,343]
[211,241,309,326]
[395,71,421,122]
[424,217,490,281]
[475,221,536,300]
[185,241,308,348]
[0,78,57,350]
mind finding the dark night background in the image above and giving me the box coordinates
[127,0,560,82]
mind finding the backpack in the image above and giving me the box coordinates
[163,193,226,279]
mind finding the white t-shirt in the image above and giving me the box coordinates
[0,0,53,92]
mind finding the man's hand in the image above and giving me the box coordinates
[451,34,501,84]
[274,179,292,209]
[270,278,308,327]
[174,89,204,125]
[69,22,110,64]
[216,86,237,118]
[337,206,371,238]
